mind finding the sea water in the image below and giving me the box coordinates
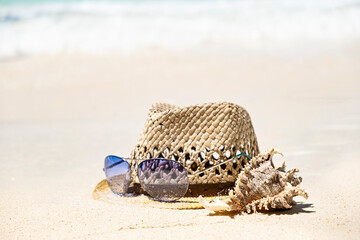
[0,0,360,58]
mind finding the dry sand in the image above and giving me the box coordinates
[0,48,360,239]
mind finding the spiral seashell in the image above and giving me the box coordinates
[199,148,308,213]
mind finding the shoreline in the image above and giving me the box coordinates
[1,41,360,62]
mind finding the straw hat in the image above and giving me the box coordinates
[93,102,259,209]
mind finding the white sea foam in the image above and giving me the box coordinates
[0,0,360,58]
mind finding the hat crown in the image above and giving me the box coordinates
[130,102,259,184]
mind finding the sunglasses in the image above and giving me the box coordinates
[104,153,251,202]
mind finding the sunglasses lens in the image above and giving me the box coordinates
[137,159,189,202]
[104,155,131,195]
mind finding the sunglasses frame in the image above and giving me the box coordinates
[104,153,251,202]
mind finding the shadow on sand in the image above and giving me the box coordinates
[207,202,315,218]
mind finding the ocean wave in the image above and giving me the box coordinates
[0,0,360,58]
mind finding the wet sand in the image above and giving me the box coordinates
[0,48,360,239]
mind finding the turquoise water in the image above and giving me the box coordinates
[0,0,359,58]
[0,0,134,4]
[0,0,78,4]
[0,0,217,4]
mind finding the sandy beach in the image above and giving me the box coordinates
[0,46,360,239]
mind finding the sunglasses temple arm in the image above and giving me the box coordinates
[192,153,251,176]
[104,157,143,171]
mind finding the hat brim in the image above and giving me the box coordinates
[92,179,229,210]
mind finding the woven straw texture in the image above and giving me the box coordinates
[130,102,259,185]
